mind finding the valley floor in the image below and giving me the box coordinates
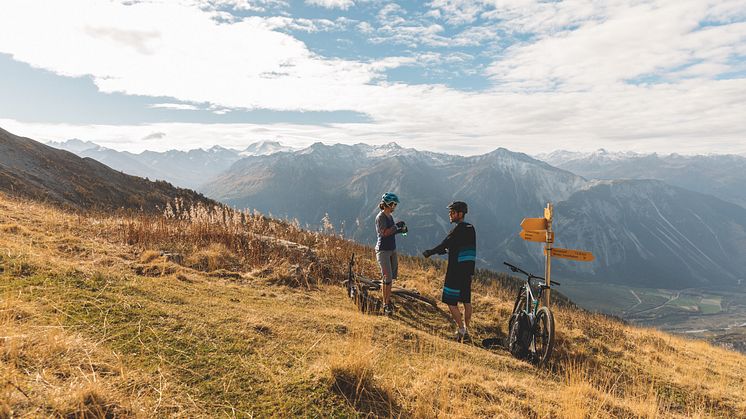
[561,281,746,354]
[1,194,745,417]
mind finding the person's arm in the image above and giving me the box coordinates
[423,225,458,257]
[376,214,398,237]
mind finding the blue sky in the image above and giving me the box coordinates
[1,0,745,154]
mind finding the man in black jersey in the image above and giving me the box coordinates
[422,201,476,341]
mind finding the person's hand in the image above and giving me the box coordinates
[395,221,406,228]
[398,225,408,234]
[422,249,433,258]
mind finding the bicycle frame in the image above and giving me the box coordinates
[505,261,558,365]
[519,281,542,318]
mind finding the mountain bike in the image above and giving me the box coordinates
[343,254,436,313]
[504,261,558,366]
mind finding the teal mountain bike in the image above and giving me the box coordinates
[504,261,557,366]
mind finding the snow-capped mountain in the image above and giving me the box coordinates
[44,138,746,288]
[535,149,746,209]
[200,142,588,271]
[47,139,294,189]
[200,143,746,288]
[46,138,101,154]
[240,140,296,156]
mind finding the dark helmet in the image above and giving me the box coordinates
[447,201,468,214]
[381,192,400,205]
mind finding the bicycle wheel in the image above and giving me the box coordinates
[508,287,527,330]
[533,306,555,366]
[392,289,437,307]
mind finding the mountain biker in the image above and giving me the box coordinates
[375,192,408,315]
[422,201,476,341]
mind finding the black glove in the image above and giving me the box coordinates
[422,249,433,258]
[397,225,408,234]
[395,221,406,228]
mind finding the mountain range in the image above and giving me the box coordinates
[32,134,746,289]
[536,149,746,209]
[200,142,746,289]
[0,128,214,212]
[47,138,294,189]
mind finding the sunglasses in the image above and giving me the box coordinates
[388,202,398,208]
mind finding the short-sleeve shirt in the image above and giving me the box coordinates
[375,211,396,251]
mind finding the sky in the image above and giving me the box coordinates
[1,0,745,155]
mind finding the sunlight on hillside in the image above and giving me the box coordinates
[1,192,745,417]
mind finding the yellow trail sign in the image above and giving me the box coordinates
[520,230,553,243]
[548,247,594,262]
[520,217,547,231]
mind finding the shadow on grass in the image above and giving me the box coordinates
[391,296,452,337]
[330,365,401,418]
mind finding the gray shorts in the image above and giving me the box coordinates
[376,250,398,285]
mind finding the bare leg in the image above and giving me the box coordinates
[383,283,392,305]
[448,304,463,329]
[463,303,472,330]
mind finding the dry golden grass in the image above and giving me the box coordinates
[0,192,745,417]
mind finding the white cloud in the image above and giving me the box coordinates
[305,0,354,10]
[0,0,380,112]
[0,0,744,156]
[427,0,487,25]
[249,16,349,32]
[197,0,289,13]
[149,103,201,110]
[485,1,746,90]
[357,21,374,34]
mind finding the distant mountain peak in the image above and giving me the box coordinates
[241,140,294,156]
[207,145,230,152]
[47,138,103,153]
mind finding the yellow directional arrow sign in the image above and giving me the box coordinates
[520,230,554,243]
[547,247,594,262]
[520,217,547,231]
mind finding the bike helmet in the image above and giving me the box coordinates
[447,201,468,214]
[381,192,400,206]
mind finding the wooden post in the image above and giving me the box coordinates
[544,202,553,307]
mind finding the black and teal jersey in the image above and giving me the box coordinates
[426,221,476,281]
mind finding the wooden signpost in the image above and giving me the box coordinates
[519,203,594,306]
[548,247,595,262]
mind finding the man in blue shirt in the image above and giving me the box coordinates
[423,201,476,341]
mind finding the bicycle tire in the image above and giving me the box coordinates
[508,287,527,331]
[392,289,437,307]
[533,306,554,366]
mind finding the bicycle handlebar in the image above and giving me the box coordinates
[503,261,559,286]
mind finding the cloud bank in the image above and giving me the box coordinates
[0,0,744,155]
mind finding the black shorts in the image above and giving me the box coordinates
[441,275,472,305]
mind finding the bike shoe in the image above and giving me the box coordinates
[383,304,393,316]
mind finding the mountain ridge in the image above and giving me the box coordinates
[0,127,214,212]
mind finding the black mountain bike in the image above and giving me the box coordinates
[504,261,558,366]
[343,254,436,313]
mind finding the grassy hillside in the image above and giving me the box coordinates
[1,192,745,417]
[0,127,215,213]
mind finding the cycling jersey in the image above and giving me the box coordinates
[426,221,476,304]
